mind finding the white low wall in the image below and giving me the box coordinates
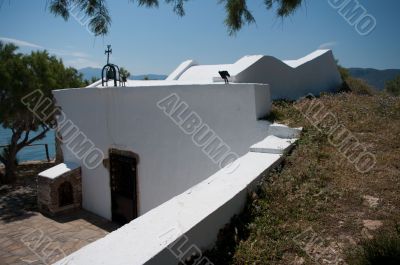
[55,125,301,265]
[53,83,271,220]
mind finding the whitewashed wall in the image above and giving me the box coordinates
[54,125,301,265]
[172,50,342,100]
[235,50,342,100]
[53,83,271,220]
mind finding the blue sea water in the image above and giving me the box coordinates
[0,125,55,162]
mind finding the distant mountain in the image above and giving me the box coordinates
[348,68,400,90]
[79,67,101,80]
[131,74,168,80]
[78,67,167,81]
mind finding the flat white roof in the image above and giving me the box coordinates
[52,81,269,94]
[38,162,79,179]
[97,79,215,87]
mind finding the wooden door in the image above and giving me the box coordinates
[110,153,137,225]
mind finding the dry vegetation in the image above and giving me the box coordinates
[205,92,400,264]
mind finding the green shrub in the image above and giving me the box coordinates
[348,227,400,265]
[338,65,350,81]
[385,75,400,96]
[336,63,351,93]
[344,77,376,96]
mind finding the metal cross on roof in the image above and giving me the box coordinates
[105,45,112,64]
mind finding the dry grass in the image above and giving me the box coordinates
[205,92,400,264]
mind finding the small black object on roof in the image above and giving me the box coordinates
[219,71,230,84]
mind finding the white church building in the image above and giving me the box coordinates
[41,49,343,265]
[42,49,341,225]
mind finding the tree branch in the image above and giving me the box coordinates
[21,130,30,145]
[17,127,50,151]
[48,0,303,36]
[26,127,50,146]
[11,127,23,148]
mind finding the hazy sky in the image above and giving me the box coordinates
[0,0,399,74]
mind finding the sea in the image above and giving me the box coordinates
[0,125,56,162]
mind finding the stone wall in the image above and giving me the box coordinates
[37,165,82,216]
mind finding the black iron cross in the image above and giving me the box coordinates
[105,45,112,64]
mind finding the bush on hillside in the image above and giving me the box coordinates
[385,75,400,96]
[336,62,351,93]
[343,77,376,95]
[338,64,350,81]
[347,226,400,265]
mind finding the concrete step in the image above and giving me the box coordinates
[267,123,302,139]
[250,135,297,154]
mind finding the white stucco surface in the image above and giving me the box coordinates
[165,59,198,81]
[176,55,264,82]
[250,135,297,154]
[282,49,329,68]
[53,83,272,220]
[168,49,342,99]
[38,162,79,179]
[267,123,302,138]
[55,127,300,265]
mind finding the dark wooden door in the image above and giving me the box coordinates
[110,153,137,225]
